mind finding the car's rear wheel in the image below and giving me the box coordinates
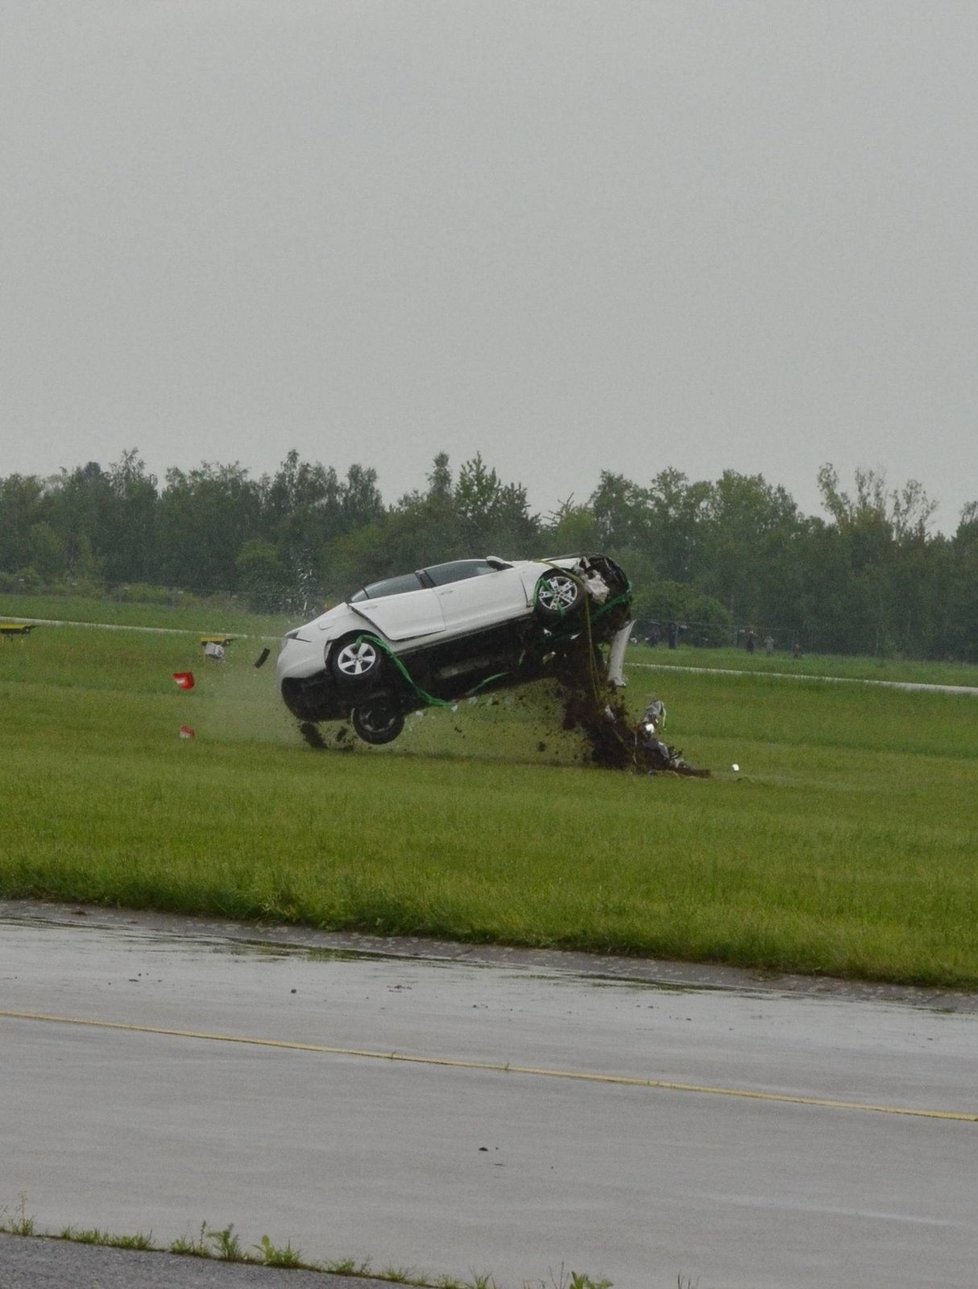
[534,570,583,623]
[331,634,384,686]
[351,697,405,745]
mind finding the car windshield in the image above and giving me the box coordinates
[349,572,425,602]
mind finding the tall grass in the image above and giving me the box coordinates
[1,618,976,986]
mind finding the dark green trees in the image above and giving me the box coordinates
[0,446,974,661]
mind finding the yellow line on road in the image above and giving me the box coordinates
[3,1008,976,1123]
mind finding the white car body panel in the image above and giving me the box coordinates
[432,565,531,635]
[348,588,445,642]
[303,558,573,656]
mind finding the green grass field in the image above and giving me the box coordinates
[2,597,977,988]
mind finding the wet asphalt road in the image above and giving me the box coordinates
[1,900,977,1289]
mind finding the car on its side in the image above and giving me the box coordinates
[277,553,632,744]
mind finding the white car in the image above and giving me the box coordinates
[277,553,633,744]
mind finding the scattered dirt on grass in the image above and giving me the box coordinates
[295,639,707,775]
[298,721,353,752]
[298,721,326,749]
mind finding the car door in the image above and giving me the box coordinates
[430,564,531,638]
[350,587,445,642]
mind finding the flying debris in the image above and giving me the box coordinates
[628,696,709,777]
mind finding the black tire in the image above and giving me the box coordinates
[534,570,583,623]
[330,634,385,687]
[352,697,405,745]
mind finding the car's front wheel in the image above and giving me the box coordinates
[534,570,583,623]
[330,634,384,687]
[351,697,405,745]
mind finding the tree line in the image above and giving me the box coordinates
[2,447,977,660]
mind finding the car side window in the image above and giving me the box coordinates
[423,559,496,587]
[350,573,425,602]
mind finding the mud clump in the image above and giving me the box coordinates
[299,721,353,751]
[558,685,637,771]
[553,646,708,776]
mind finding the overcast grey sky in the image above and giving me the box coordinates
[2,1,977,531]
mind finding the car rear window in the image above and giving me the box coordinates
[423,559,497,587]
[350,572,425,602]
